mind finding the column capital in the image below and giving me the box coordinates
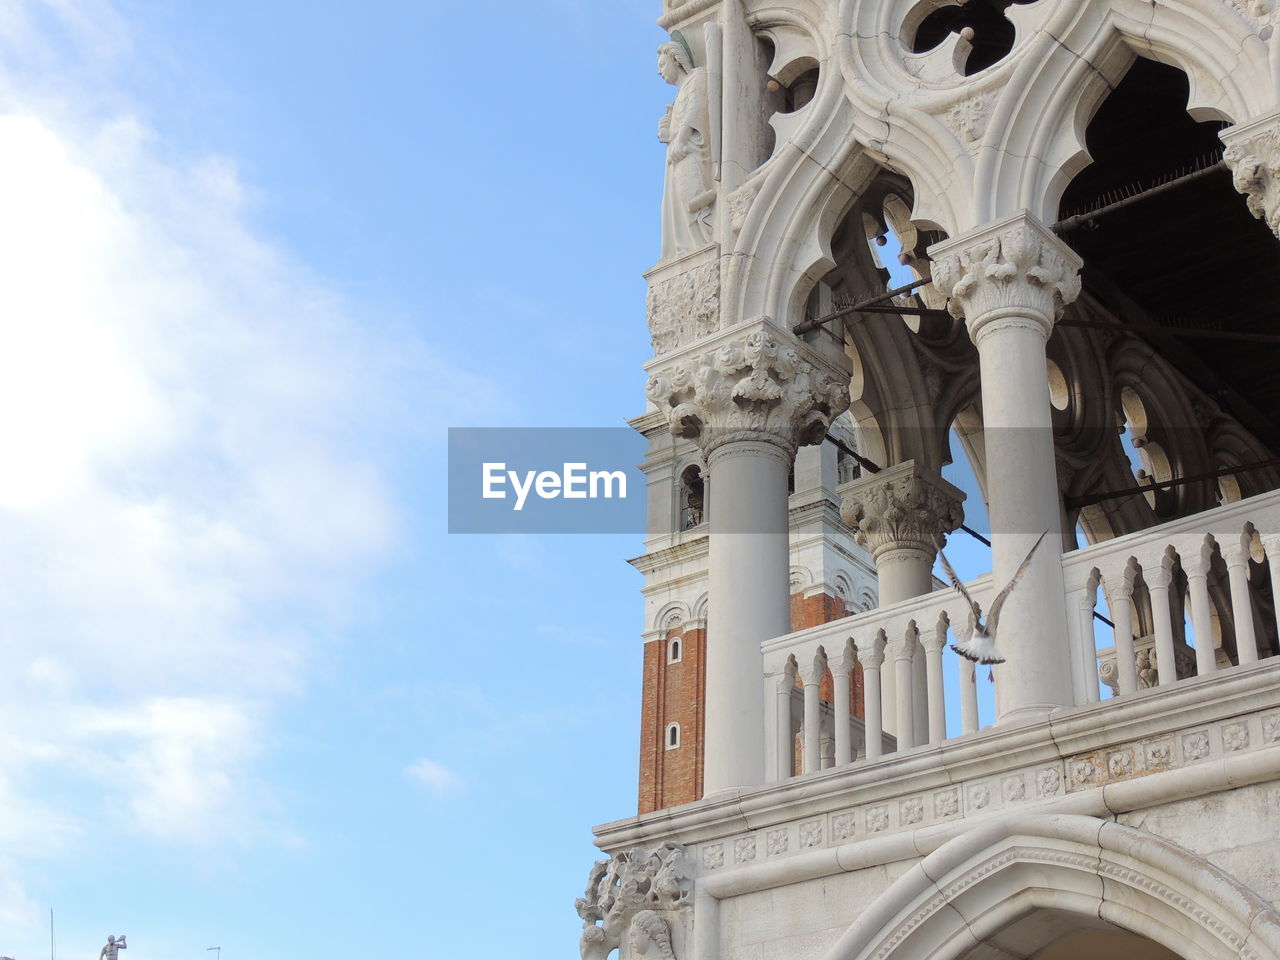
[839,460,965,560]
[644,318,849,460]
[1222,111,1280,238]
[856,636,885,671]
[928,211,1082,342]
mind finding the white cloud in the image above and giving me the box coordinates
[404,758,466,796]
[0,0,496,911]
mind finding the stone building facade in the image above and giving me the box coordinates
[578,1,1280,959]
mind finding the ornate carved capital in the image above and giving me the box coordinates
[1222,112,1280,238]
[839,460,965,560]
[929,212,1082,341]
[645,320,850,459]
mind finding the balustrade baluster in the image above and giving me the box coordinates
[891,629,916,751]
[774,662,797,780]
[1110,570,1140,695]
[802,653,825,774]
[1224,542,1260,664]
[1184,546,1217,677]
[923,620,947,745]
[1147,562,1178,686]
[1264,535,1280,654]
[831,650,854,766]
[858,638,885,759]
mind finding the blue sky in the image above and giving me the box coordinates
[0,4,1013,959]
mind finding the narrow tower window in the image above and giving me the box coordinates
[665,722,681,749]
[668,637,682,663]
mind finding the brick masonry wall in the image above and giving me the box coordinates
[638,591,862,813]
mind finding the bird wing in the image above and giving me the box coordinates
[938,548,983,623]
[986,531,1048,633]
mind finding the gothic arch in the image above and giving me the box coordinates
[825,0,1275,235]
[821,813,1280,960]
[977,0,1270,224]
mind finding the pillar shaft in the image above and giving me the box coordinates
[841,460,964,743]
[646,320,849,792]
[705,440,790,788]
[931,212,1081,722]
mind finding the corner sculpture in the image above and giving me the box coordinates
[98,935,127,960]
[657,34,715,260]
[576,841,692,960]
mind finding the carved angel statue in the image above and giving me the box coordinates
[939,532,1047,665]
[657,34,715,259]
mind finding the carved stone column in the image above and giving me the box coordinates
[1222,111,1280,239]
[646,318,848,792]
[930,212,1082,722]
[839,460,964,742]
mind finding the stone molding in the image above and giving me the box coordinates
[594,660,1280,858]
[929,212,1082,341]
[838,460,965,560]
[644,319,849,460]
[576,840,692,960]
[1222,111,1280,238]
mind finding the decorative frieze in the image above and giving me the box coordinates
[929,213,1082,340]
[645,322,849,459]
[686,707,1280,876]
[1222,112,1280,238]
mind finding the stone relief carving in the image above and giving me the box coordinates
[931,218,1082,336]
[645,328,849,458]
[945,91,996,146]
[900,797,923,824]
[1222,118,1280,238]
[832,813,855,840]
[725,177,762,238]
[577,841,692,960]
[840,462,965,559]
[658,37,716,260]
[766,829,788,856]
[1224,722,1251,751]
[734,836,757,863]
[799,821,823,847]
[647,260,720,357]
[1183,730,1210,760]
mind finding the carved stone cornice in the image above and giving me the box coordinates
[1222,112,1280,238]
[644,318,850,460]
[838,460,965,561]
[929,212,1082,342]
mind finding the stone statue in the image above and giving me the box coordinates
[99,936,127,960]
[658,37,715,259]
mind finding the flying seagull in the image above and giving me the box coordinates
[938,531,1048,665]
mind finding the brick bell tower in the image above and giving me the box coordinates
[631,410,878,813]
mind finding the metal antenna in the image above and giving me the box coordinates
[207,947,221,960]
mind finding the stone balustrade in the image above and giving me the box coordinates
[762,573,995,781]
[761,486,1280,785]
[1063,485,1280,702]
